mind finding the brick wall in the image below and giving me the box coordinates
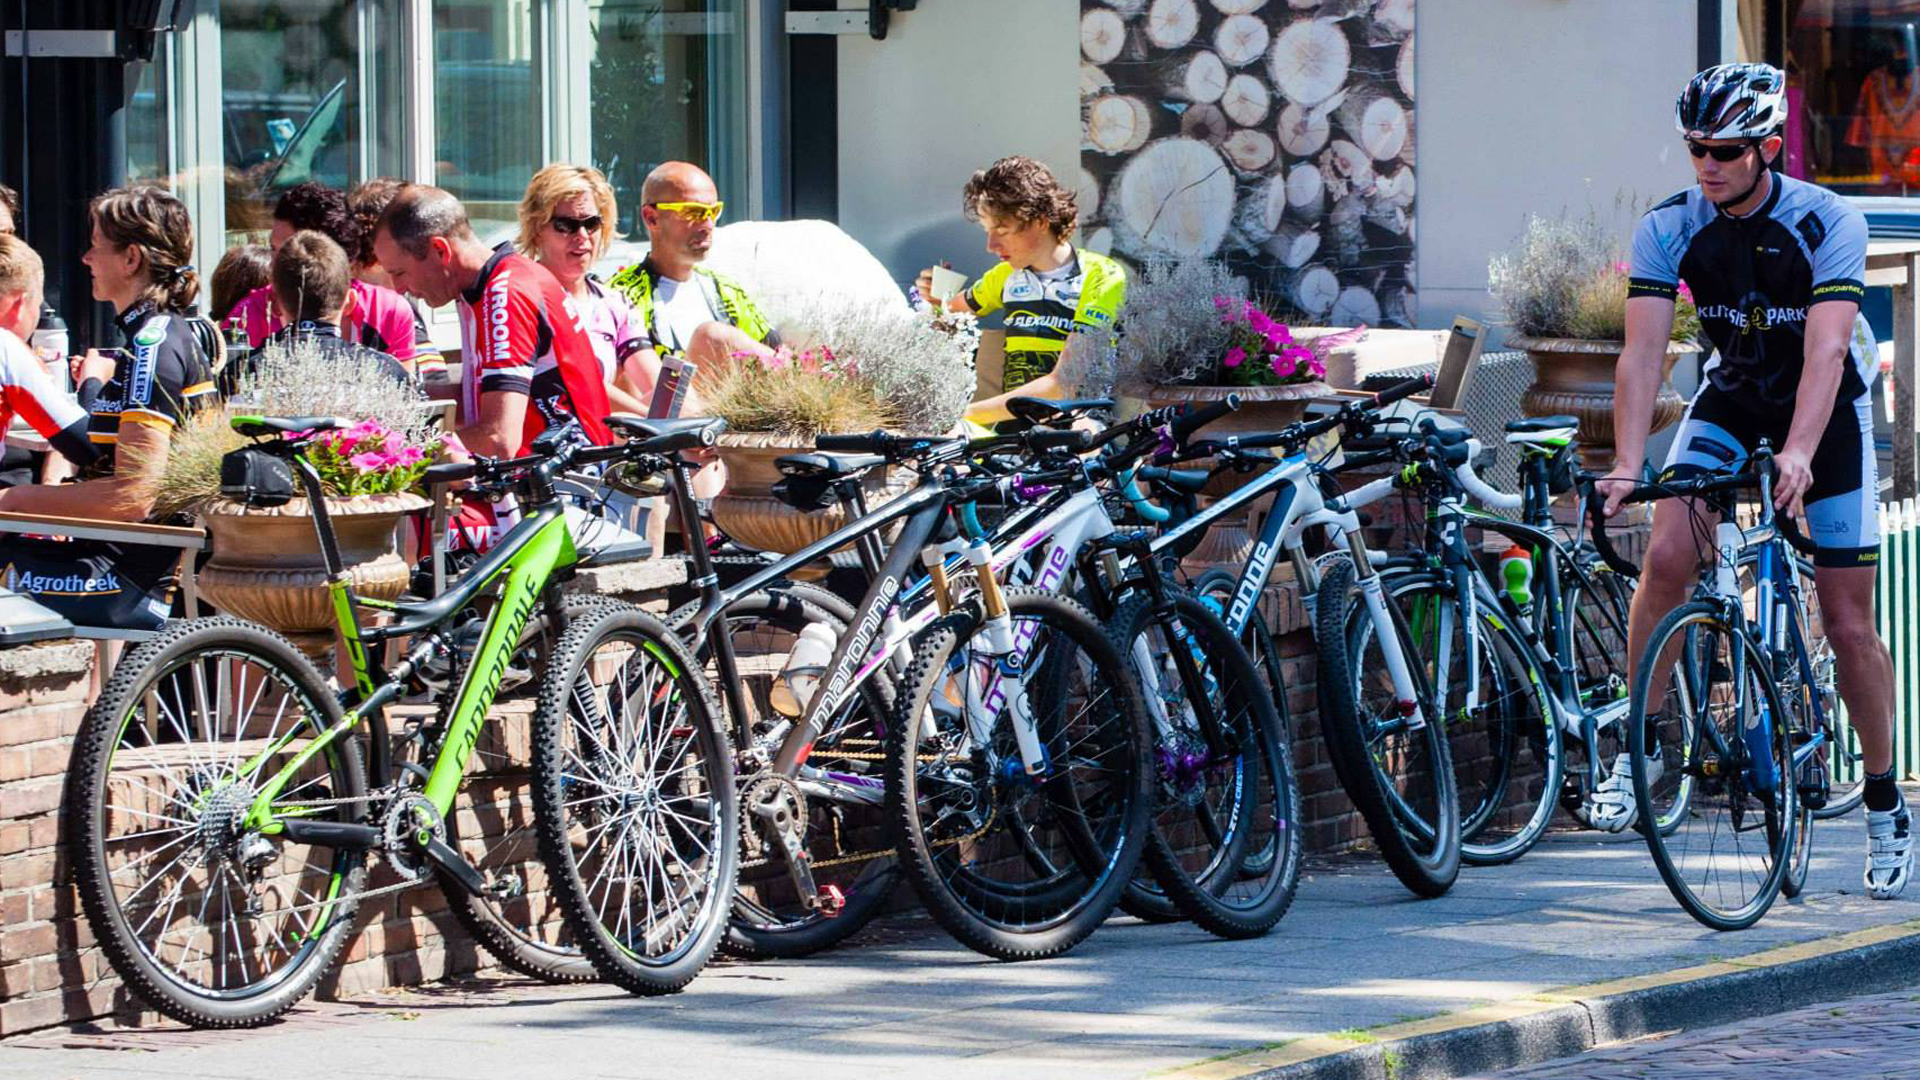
[0,510,1650,1037]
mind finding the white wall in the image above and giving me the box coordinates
[834,0,1081,289]
[1416,0,1703,336]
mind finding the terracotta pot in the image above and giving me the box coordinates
[197,492,427,652]
[1115,380,1334,568]
[710,432,910,556]
[1508,336,1693,472]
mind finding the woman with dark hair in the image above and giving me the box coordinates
[209,243,270,327]
[229,181,423,373]
[0,185,215,520]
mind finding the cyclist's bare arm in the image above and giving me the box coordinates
[1601,295,1678,516]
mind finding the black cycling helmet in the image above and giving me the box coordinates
[1675,63,1787,141]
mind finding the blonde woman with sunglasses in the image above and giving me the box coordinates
[518,164,651,417]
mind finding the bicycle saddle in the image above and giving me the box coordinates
[1005,396,1114,424]
[1504,415,1577,434]
[230,415,342,438]
[774,451,888,480]
[607,414,727,450]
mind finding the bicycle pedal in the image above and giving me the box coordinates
[816,884,846,918]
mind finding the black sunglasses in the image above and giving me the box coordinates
[549,213,603,235]
[1687,140,1755,162]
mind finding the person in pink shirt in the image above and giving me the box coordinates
[229,182,422,375]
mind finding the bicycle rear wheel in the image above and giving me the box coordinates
[1319,557,1460,897]
[886,590,1152,959]
[1736,549,1861,819]
[1113,589,1302,938]
[531,605,736,993]
[700,585,900,958]
[1632,602,1796,931]
[69,618,368,1028]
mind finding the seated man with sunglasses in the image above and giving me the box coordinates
[1599,63,1905,898]
[609,161,778,497]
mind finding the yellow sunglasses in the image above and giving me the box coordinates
[649,200,724,223]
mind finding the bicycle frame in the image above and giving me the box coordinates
[240,453,580,837]
[1155,447,1431,731]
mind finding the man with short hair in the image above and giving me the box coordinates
[0,234,95,475]
[1601,63,1905,897]
[608,161,778,381]
[372,184,609,458]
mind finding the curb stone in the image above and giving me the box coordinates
[1164,919,1920,1080]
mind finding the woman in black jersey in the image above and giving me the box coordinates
[0,185,216,521]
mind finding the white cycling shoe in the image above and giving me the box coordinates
[1587,751,1664,834]
[1865,796,1913,901]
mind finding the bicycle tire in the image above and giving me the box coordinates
[706,584,901,959]
[531,604,737,993]
[69,617,368,1028]
[1316,557,1461,897]
[1112,590,1302,938]
[1557,556,1636,829]
[1184,569,1295,893]
[1632,601,1796,931]
[433,596,621,984]
[1380,571,1561,867]
[886,589,1153,959]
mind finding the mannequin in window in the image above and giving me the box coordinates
[1846,28,1920,193]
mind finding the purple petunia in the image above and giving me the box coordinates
[1223,346,1247,368]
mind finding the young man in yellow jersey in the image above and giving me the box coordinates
[917,157,1125,426]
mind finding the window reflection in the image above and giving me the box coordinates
[435,0,541,242]
[1787,1,1920,195]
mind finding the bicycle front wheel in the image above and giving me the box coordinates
[1113,589,1302,938]
[1632,602,1796,931]
[886,590,1153,960]
[1385,572,1561,866]
[531,604,737,993]
[69,618,369,1028]
[1319,557,1461,897]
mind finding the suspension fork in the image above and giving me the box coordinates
[1343,524,1430,731]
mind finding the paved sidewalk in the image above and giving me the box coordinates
[4,803,1919,1080]
[1469,988,1920,1078]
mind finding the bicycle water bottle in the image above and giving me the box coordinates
[770,621,837,718]
[29,306,69,393]
[1499,543,1533,614]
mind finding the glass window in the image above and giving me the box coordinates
[584,0,748,234]
[218,0,406,243]
[434,0,543,242]
[1785,1,1920,195]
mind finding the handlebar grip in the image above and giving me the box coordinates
[1775,509,1821,558]
[1169,394,1242,443]
[423,461,478,486]
[1027,428,1091,453]
[1368,373,1435,410]
[815,430,890,454]
[1585,486,1640,577]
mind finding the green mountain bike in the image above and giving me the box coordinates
[67,416,735,1027]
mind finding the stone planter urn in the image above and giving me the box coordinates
[197,492,427,655]
[1508,336,1693,472]
[1115,380,1332,568]
[710,432,909,557]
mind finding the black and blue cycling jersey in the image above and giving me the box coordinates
[1629,173,1882,568]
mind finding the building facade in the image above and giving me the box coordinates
[4,1,1906,352]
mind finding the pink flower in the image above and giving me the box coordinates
[349,451,390,472]
[1247,307,1276,335]
[1308,356,1327,377]
[1613,260,1631,275]
[393,445,424,466]
[1213,295,1232,312]
[1223,346,1247,368]
[1264,327,1291,350]
[1271,353,1296,378]
[1282,345,1317,374]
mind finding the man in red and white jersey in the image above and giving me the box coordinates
[371,184,609,457]
[0,235,96,475]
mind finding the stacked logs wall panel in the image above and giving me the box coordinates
[1081,0,1416,327]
